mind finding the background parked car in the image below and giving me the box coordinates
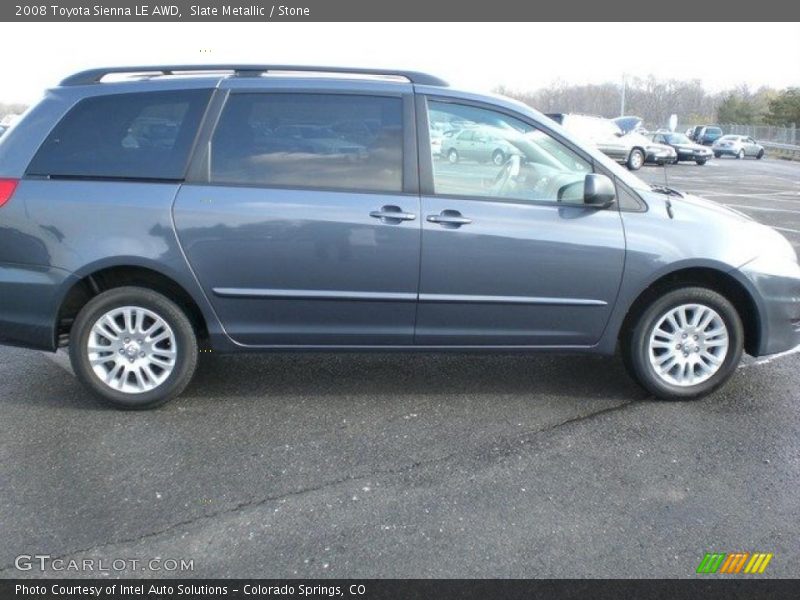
[548,113,647,170]
[647,131,713,165]
[688,125,704,141]
[696,125,723,145]
[441,126,519,165]
[626,132,677,165]
[713,135,765,159]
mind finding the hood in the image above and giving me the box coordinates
[676,142,710,151]
[674,192,753,222]
[642,188,796,266]
[613,116,643,134]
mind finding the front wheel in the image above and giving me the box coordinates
[737,149,745,159]
[622,287,743,400]
[492,149,506,166]
[627,148,645,171]
[696,159,707,165]
[447,149,459,164]
[714,152,721,158]
[69,287,199,409]
[756,149,764,159]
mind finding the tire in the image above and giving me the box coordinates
[69,287,199,410]
[627,148,645,171]
[622,287,743,400]
[696,159,707,166]
[737,149,745,159]
[492,149,506,166]
[447,149,459,164]
[757,149,764,160]
[714,152,721,158]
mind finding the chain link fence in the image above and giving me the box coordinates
[719,123,797,146]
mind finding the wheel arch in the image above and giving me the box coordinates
[55,260,211,348]
[617,266,761,356]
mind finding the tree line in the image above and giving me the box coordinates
[3,81,799,129]
[496,77,800,129]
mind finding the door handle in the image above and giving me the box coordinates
[426,210,473,228]
[369,205,416,223]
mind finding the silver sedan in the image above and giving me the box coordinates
[713,135,765,159]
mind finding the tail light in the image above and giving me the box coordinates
[0,178,19,207]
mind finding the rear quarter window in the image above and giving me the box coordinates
[209,93,403,193]
[26,89,212,180]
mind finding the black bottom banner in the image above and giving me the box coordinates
[2,579,800,600]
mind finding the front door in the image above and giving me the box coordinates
[174,90,421,346]
[416,98,626,346]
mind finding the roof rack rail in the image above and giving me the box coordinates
[60,65,448,87]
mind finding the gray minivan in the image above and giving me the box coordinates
[0,65,798,409]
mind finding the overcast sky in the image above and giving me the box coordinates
[1,22,799,104]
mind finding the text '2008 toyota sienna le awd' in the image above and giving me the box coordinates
[0,65,798,409]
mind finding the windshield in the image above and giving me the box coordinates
[664,133,691,144]
[706,127,722,135]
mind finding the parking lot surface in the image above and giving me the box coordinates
[1,157,799,579]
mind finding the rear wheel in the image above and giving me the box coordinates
[737,149,745,159]
[69,287,198,409]
[622,287,743,400]
[492,149,506,166]
[627,148,645,171]
[696,159,707,165]
[714,152,721,158]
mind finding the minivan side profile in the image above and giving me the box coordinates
[0,65,799,409]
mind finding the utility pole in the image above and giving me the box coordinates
[620,73,626,117]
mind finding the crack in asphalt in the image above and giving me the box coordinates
[0,398,639,574]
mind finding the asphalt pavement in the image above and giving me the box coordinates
[1,156,799,579]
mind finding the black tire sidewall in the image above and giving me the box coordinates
[627,287,743,400]
[69,287,198,409]
[628,149,644,170]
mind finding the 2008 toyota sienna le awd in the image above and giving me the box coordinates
[1,65,799,409]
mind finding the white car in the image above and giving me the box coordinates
[713,135,765,160]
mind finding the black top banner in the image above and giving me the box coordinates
[3,0,800,21]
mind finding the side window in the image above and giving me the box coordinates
[428,100,592,204]
[210,93,403,193]
[27,90,211,180]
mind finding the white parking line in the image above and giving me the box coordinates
[702,192,800,199]
[771,226,800,235]
[740,344,800,368]
[723,203,800,214]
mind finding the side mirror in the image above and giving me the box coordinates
[584,173,616,208]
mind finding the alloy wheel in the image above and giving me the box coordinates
[87,306,178,394]
[647,303,729,387]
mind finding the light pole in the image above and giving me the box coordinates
[620,73,626,117]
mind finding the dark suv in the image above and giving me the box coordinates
[1,65,798,409]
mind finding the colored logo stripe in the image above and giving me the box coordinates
[719,552,749,573]
[744,553,773,574]
[697,552,773,574]
[697,553,726,573]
